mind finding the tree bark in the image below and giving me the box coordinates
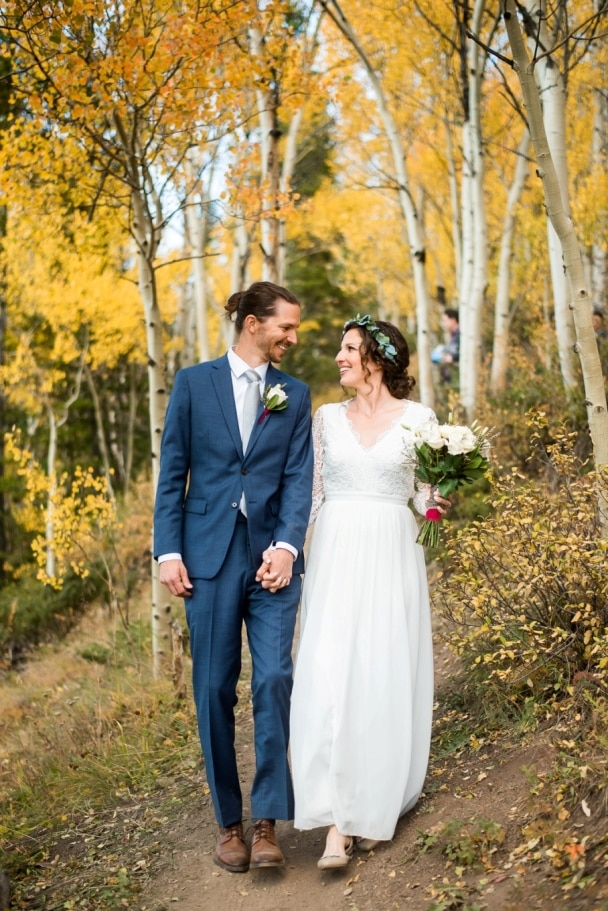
[502,0,608,536]
[250,27,282,284]
[459,0,489,419]
[113,110,171,674]
[491,127,531,392]
[184,154,211,363]
[523,0,577,389]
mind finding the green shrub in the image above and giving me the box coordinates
[416,816,506,868]
[0,567,106,663]
[437,415,608,712]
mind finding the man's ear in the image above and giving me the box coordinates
[243,314,258,335]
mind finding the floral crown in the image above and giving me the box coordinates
[344,313,398,362]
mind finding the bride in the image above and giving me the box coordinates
[290,315,450,870]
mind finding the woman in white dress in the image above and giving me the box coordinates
[290,315,449,870]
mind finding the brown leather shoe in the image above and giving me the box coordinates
[213,822,249,873]
[249,819,285,869]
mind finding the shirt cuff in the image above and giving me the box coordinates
[158,553,182,563]
[272,541,298,560]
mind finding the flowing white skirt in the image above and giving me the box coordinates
[290,493,434,841]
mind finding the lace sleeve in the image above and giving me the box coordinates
[309,407,325,525]
[412,407,438,516]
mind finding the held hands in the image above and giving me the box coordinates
[256,548,294,593]
[159,559,193,598]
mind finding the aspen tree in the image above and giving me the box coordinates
[501,0,608,535]
[318,0,436,408]
[0,0,248,673]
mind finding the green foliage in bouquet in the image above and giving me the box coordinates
[413,432,490,497]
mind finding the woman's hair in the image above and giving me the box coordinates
[343,317,416,399]
[225,281,300,333]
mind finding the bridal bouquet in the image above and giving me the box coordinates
[406,420,492,547]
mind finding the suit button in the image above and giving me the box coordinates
[241,468,248,475]
[231,502,238,508]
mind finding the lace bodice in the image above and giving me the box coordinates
[310,400,437,524]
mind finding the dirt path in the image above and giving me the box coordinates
[136,634,555,911]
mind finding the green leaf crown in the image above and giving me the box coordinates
[344,313,398,362]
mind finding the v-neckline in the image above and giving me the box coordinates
[341,400,409,451]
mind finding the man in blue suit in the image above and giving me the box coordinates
[154,281,313,873]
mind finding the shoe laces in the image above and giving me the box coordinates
[251,819,275,843]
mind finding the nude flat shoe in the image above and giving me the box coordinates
[317,837,355,870]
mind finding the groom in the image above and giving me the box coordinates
[154,281,313,873]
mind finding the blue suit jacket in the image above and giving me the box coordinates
[153,355,313,578]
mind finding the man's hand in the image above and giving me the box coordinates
[159,559,193,597]
[256,548,294,593]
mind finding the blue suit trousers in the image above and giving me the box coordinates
[185,517,301,826]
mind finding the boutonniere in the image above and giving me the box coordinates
[258,383,288,424]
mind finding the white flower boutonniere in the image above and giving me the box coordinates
[258,383,288,425]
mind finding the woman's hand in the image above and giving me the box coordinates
[431,493,451,516]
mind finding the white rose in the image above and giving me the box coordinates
[415,421,446,450]
[445,425,478,455]
[268,384,287,405]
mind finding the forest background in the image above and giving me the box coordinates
[0,1,608,909]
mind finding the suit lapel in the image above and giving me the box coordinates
[210,356,244,456]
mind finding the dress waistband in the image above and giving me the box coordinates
[325,492,409,505]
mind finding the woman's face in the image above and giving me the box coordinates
[335,328,381,388]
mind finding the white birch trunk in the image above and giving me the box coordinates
[444,115,462,296]
[230,215,252,297]
[278,105,305,285]
[590,26,608,307]
[136,238,171,675]
[524,0,577,389]
[45,405,57,579]
[43,350,87,580]
[250,27,281,284]
[459,0,488,419]
[113,111,171,676]
[502,0,608,536]
[184,156,211,363]
[322,0,434,408]
[491,127,531,392]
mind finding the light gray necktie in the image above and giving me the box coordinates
[241,369,260,453]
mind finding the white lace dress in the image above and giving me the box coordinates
[290,399,436,842]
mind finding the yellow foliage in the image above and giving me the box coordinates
[1,208,143,374]
[5,432,118,589]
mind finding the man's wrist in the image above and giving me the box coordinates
[272,541,297,560]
